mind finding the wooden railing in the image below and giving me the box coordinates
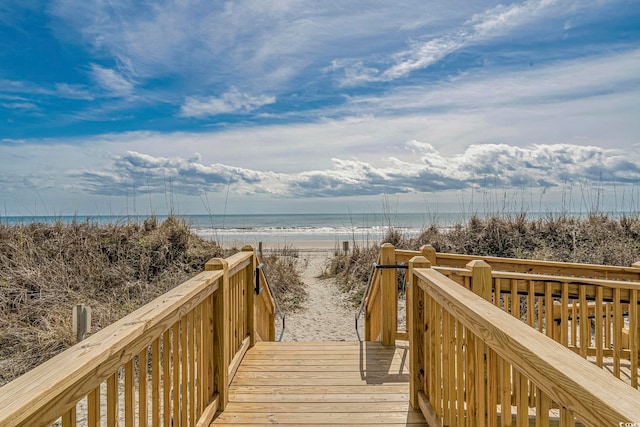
[377,245,640,386]
[408,257,640,426]
[436,264,640,389]
[0,246,275,427]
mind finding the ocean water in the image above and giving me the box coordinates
[1,211,611,244]
[0,212,469,244]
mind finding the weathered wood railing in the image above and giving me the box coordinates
[408,256,640,426]
[0,246,275,427]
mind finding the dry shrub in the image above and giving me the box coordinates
[327,243,379,306]
[260,246,308,312]
[407,213,640,265]
[328,213,640,307]
[0,216,224,385]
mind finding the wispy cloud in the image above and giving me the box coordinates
[334,0,579,85]
[179,88,276,118]
[0,101,39,111]
[89,64,135,97]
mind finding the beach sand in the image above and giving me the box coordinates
[262,242,362,342]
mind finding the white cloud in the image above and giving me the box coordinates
[179,88,276,117]
[89,64,135,97]
[72,142,640,199]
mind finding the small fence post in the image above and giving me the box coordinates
[72,304,91,342]
[258,242,263,256]
[342,241,350,253]
[408,256,430,410]
[381,243,397,346]
[205,257,230,410]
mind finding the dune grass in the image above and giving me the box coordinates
[329,212,640,306]
[0,216,304,385]
[0,216,224,384]
[260,245,309,312]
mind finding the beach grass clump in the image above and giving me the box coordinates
[0,216,224,385]
[405,213,640,265]
[329,212,640,306]
[327,243,380,306]
[260,246,308,312]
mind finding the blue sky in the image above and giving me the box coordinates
[1,0,639,216]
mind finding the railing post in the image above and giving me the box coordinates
[409,256,430,410]
[205,257,230,410]
[467,260,492,301]
[467,260,492,423]
[242,245,257,347]
[421,245,437,266]
[381,243,397,346]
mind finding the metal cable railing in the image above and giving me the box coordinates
[255,263,286,342]
[355,262,408,341]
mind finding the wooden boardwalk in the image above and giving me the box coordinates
[210,341,427,426]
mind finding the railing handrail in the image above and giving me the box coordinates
[434,265,640,290]
[410,263,640,425]
[0,248,276,427]
[255,262,286,341]
[355,262,380,341]
[0,268,224,427]
[395,246,640,280]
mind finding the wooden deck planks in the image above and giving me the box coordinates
[210,341,427,425]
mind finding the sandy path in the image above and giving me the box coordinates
[280,250,358,342]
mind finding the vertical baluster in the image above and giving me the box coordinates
[487,347,498,427]
[88,386,100,427]
[173,322,180,426]
[545,282,553,339]
[456,320,465,427]
[425,292,433,403]
[196,302,204,415]
[62,406,76,427]
[559,406,574,426]
[442,309,451,424]
[527,281,535,327]
[124,359,135,427]
[465,324,475,427]
[614,288,622,378]
[605,302,612,349]
[527,281,536,407]
[501,358,511,427]
[561,283,569,347]
[107,371,118,427]
[516,369,527,427]
[537,296,544,333]
[595,287,604,368]
[476,335,486,427]
[630,289,638,389]
[163,329,171,427]
[449,310,458,427]
[139,347,148,427]
[189,310,196,426]
[579,286,588,358]
[510,280,518,320]
[152,338,160,427]
[571,300,577,347]
[535,388,550,427]
[181,315,188,427]
[434,299,442,420]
